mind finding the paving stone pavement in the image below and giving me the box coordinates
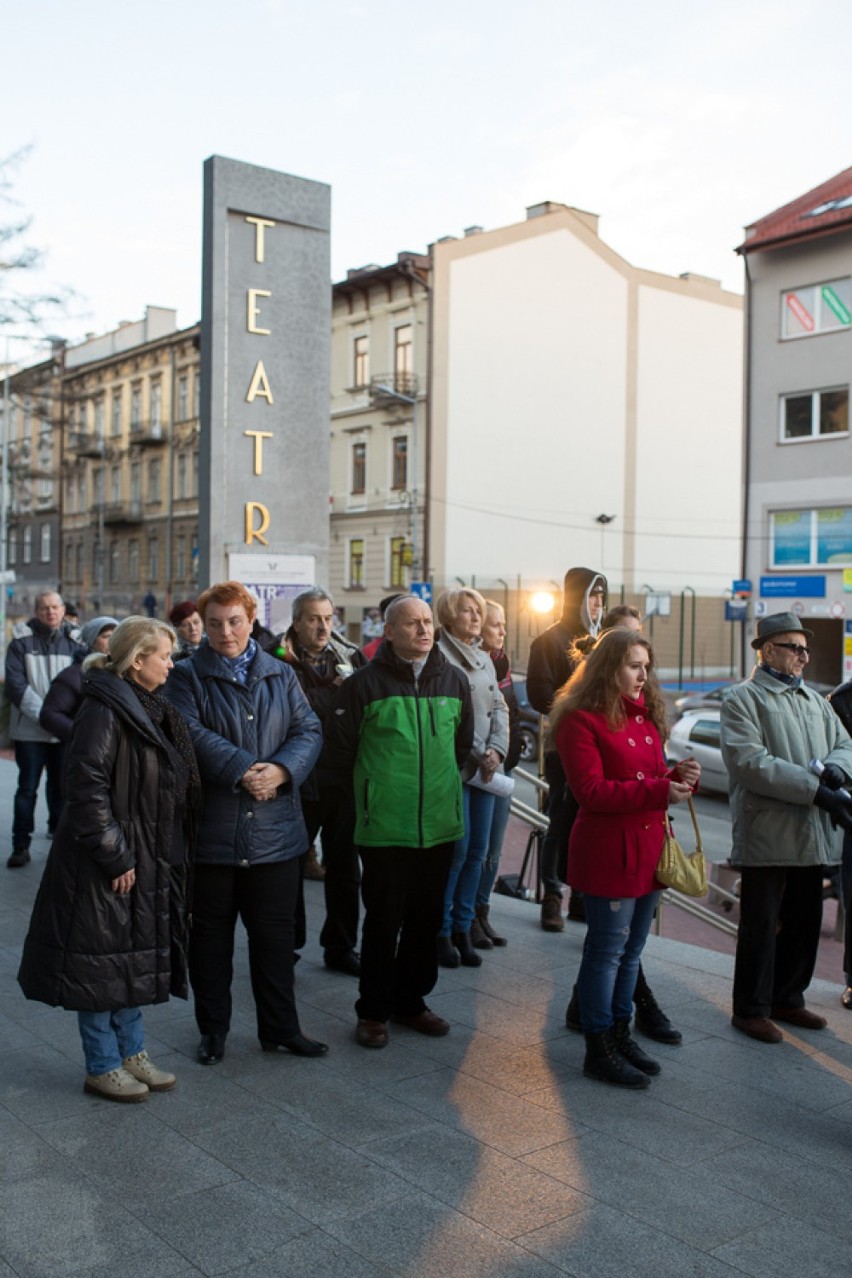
[1,759,851,1277]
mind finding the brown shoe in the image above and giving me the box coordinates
[391,1009,450,1036]
[771,1006,827,1030]
[469,915,493,950]
[731,1015,783,1044]
[304,844,325,881]
[541,893,564,933]
[355,1019,388,1049]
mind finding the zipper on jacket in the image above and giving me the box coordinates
[363,778,370,826]
[428,699,436,736]
[415,685,425,847]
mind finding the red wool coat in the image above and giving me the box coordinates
[556,698,673,898]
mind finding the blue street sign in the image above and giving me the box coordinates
[411,581,432,603]
[732,578,752,595]
[725,600,748,621]
[759,575,826,598]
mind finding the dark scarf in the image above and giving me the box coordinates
[762,664,803,690]
[124,678,200,796]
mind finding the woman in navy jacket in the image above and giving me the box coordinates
[549,629,699,1089]
[165,581,325,1065]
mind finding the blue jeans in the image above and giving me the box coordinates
[13,740,65,849]
[440,784,496,935]
[577,890,661,1032]
[77,1008,144,1075]
[476,778,513,908]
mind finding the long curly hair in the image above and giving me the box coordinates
[546,629,668,746]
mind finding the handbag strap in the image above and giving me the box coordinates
[666,796,703,853]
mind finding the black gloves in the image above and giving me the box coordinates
[820,762,848,791]
[814,784,852,832]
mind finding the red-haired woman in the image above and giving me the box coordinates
[548,629,699,1088]
[166,581,326,1065]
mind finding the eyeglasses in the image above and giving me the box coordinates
[771,641,810,657]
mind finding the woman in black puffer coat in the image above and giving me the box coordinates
[18,617,200,1104]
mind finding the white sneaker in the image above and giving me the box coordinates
[84,1067,149,1103]
[122,1050,177,1092]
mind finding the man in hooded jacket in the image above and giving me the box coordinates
[527,568,607,927]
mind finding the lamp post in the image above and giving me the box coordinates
[371,381,420,579]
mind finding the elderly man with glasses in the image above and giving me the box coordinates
[721,612,852,1043]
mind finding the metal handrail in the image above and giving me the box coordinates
[508,768,741,940]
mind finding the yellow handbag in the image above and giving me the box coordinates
[656,797,707,897]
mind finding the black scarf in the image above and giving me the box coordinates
[124,678,200,798]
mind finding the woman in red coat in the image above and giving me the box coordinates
[549,629,699,1088]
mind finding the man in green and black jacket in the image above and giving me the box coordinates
[323,595,473,1049]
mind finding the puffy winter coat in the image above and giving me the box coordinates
[322,640,473,848]
[165,640,322,866]
[18,669,195,1012]
[5,618,83,742]
[721,667,852,868]
[556,698,673,898]
[39,658,86,743]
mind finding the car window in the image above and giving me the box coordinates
[689,718,721,748]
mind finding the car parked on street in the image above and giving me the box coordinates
[511,675,540,764]
[667,708,728,795]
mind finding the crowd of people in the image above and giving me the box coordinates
[7,574,852,1103]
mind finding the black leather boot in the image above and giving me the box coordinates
[633,966,682,1044]
[612,1018,661,1075]
[451,930,483,967]
[469,914,493,950]
[583,1029,650,1089]
[436,935,461,968]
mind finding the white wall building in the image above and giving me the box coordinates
[428,203,744,600]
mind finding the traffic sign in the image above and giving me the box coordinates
[411,582,432,604]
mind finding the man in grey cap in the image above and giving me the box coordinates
[721,612,852,1043]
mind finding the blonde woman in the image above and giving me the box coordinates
[19,617,199,1102]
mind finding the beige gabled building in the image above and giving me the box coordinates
[329,254,430,639]
[60,308,201,617]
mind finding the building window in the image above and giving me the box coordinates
[65,477,75,514]
[130,384,142,430]
[111,390,122,435]
[391,435,408,490]
[130,461,141,505]
[150,380,162,431]
[782,278,852,339]
[111,465,121,503]
[781,388,848,440]
[770,507,852,568]
[177,375,188,422]
[93,467,104,505]
[109,540,120,583]
[94,397,105,440]
[176,453,187,499]
[77,472,86,509]
[8,528,16,565]
[148,457,161,502]
[147,536,158,579]
[390,536,407,588]
[39,524,50,563]
[176,534,186,579]
[128,539,139,581]
[64,540,73,578]
[75,541,83,582]
[353,334,369,388]
[394,324,413,380]
[348,538,365,589]
[192,451,199,495]
[22,526,31,564]
[351,442,366,495]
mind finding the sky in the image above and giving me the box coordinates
[3,0,851,356]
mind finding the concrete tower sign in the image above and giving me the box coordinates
[199,156,331,611]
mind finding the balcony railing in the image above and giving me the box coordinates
[129,420,166,446]
[368,372,419,404]
[102,499,143,525]
[67,431,106,457]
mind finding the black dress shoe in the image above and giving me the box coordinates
[197,1033,226,1065]
[324,949,361,977]
[261,1033,329,1057]
[7,848,31,868]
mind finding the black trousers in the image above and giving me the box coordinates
[539,751,579,896]
[356,843,453,1023]
[841,831,852,983]
[303,785,361,958]
[732,864,825,1019]
[189,860,300,1042]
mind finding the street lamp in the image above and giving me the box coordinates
[371,380,420,579]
